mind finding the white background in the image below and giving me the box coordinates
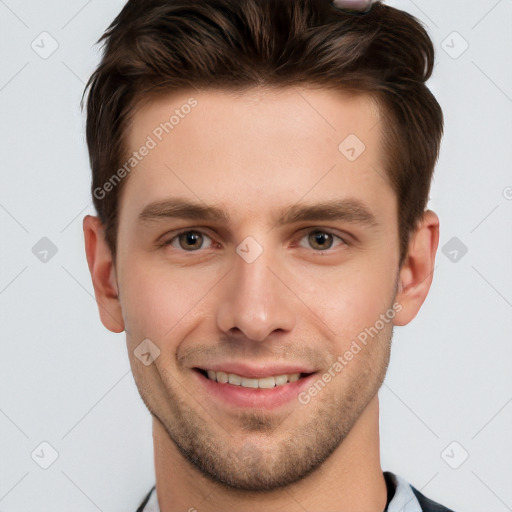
[0,1,511,511]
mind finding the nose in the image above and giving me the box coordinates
[216,245,296,342]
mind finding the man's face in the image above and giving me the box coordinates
[115,86,400,490]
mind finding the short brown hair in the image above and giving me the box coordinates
[83,0,443,266]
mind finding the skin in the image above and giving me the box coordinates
[83,85,439,512]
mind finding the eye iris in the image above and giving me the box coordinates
[309,231,333,250]
[179,231,203,250]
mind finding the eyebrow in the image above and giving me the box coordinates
[138,198,229,224]
[137,197,379,228]
[276,199,378,228]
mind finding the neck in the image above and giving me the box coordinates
[153,395,387,512]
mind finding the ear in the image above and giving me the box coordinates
[393,210,439,326]
[83,215,125,333]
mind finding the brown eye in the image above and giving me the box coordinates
[178,231,204,250]
[162,230,213,251]
[299,230,346,251]
[308,231,334,250]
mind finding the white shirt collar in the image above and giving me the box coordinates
[387,472,423,512]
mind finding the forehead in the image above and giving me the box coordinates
[128,85,381,156]
[119,86,394,227]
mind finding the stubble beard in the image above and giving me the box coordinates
[140,325,393,493]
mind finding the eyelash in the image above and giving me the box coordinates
[159,228,349,253]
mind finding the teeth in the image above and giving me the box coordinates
[216,371,228,383]
[204,370,303,388]
[240,377,259,388]
[257,376,276,389]
[274,375,288,386]
[228,373,242,385]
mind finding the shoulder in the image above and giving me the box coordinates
[385,471,456,512]
[410,484,456,512]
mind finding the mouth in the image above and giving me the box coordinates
[193,367,318,409]
[195,368,314,389]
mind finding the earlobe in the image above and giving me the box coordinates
[393,210,440,326]
[83,215,125,333]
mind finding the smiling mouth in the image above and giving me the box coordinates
[195,369,314,389]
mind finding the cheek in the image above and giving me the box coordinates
[302,255,397,345]
[119,257,214,342]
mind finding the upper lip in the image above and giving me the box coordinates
[195,362,316,379]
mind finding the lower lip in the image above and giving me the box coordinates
[194,370,318,410]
